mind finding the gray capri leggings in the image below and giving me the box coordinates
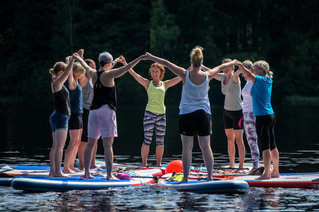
[243,112,260,169]
[143,110,166,146]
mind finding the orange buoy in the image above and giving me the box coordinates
[165,160,183,174]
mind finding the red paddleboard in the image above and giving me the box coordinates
[233,172,319,188]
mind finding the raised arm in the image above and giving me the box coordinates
[236,61,256,82]
[207,60,238,81]
[65,56,77,90]
[104,55,146,79]
[164,76,182,90]
[128,69,150,90]
[201,64,222,80]
[72,52,96,78]
[110,56,121,69]
[145,52,186,81]
[232,69,242,84]
[53,57,75,92]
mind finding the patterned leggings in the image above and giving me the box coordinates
[143,111,166,146]
[243,112,260,169]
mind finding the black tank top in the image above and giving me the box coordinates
[90,71,117,111]
[54,85,71,116]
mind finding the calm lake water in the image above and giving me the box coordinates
[0,104,319,211]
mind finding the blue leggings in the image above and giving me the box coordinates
[143,111,166,146]
[243,112,260,169]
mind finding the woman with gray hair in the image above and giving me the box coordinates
[73,51,146,179]
[236,60,279,180]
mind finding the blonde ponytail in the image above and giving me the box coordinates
[190,46,203,66]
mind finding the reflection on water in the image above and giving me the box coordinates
[0,105,319,211]
[1,180,319,211]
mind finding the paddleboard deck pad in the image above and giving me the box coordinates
[233,172,319,188]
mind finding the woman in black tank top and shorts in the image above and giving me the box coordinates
[48,56,75,177]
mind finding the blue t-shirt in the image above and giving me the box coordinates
[66,81,83,114]
[250,75,274,116]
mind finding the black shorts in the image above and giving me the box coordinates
[81,109,89,142]
[256,114,276,151]
[223,109,243,130]
[69,112,83,130]
[178,110,212,136]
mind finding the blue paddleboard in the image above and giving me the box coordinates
[157,178,249,193]
[11,168,162,192]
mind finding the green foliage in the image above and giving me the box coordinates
[150,0,180,58]
[282,95,319,106]
[0,0,318,106]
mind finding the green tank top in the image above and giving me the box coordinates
[145,81,166,114]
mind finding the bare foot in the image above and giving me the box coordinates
[90,164,98,169]
[54,172,70,177]
[248,167,263,175]
[106,174,119,181]
[255,174,271,180]
[271,170,280,178]
[180,177,188,183]
[62,168,75,174]
[71,167,82,173]
[82,173,95,179]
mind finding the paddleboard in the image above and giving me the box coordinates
[233,172,319,188]
[0,163,164,177]
[11,168,163,192]
[158,178,249,193]
[0,177,13,186]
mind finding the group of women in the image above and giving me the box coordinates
[48,46,279,181]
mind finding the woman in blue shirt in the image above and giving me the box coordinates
[236,60,279,180]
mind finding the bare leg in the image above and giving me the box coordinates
[181,135,193,183]
[198,135,214,180]
[69,129,82,172]
[256,149,271,180]
[78,142,86,170]
[90,142,98,169]
[63,129,82,174]
[49,132,56,176]
[79,141,97,170]
[53,129,69,177]
[83,137,97,179]
[141,144,150,167]
[156,145,164,167]
[234,129,245,168]
[271,148,280,178]
[103,137,118,180]
[225,129,235,168]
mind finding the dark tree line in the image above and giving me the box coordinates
[0,0,318,106]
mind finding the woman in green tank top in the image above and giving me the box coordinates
[128,63,181,167]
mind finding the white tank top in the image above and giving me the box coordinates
[179,71,211,115]
[242,80,253,113]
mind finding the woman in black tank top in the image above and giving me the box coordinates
[73,51,146,180]
[48,56,75,177]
